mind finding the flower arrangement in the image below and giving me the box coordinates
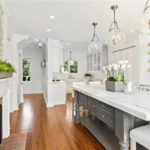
[103,60,131,82]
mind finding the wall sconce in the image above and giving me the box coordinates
[41,59,46,68]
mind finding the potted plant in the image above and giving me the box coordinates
[0,60,15,79]
[84,73,92,83]
[103,60,131,92]
[84,73,92,78]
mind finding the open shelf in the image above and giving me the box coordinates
[81,116,120,150]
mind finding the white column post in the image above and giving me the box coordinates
[2,89,10,138]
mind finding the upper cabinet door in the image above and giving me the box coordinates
[87,46,108,72]
[48,39,63,73]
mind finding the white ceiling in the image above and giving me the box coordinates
[6,0,145,43]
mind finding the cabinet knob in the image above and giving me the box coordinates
[92,105,95,108]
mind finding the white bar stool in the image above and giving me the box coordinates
[130,125,150,150]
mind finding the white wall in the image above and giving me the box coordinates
[23,45,45,94]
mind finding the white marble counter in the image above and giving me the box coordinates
[73,85,150,121]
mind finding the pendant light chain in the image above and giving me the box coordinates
[69,51,72,60]
[92,23,97,41]
[113,7,116,22]
[114,7,119,29]
[109,5,119,31]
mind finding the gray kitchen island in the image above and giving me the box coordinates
[73,85,150,150]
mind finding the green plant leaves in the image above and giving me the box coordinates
[107,73,125,82]
[0,60,15,73]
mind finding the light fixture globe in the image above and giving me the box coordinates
[88,23,102,54]
[105,28,126,48]
[68,51,73,65]
[88,36,102,53]
[105,5,126,48]
[137,1,150,34]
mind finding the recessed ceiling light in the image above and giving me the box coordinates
[38,42,42,46]
[46,28,51,32]
[49,15,55,19]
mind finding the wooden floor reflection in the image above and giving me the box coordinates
[10,94,105,150]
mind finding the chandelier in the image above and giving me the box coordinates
[68,51,73,65]
[88,22,102,54]
[105,5,126,48]
[137,0,150,34]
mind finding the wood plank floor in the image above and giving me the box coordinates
[10,94,106,150]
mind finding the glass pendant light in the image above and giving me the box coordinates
[68,51,73,65]
[137,0,150,34]
[88,22,102,54]
[105,5,126,48]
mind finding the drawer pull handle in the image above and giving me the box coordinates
[88,103,95,108]
[102,105,113,112]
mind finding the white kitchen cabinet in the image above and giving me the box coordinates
[87,46,108,72]
[48,39,63,73]
[47,82,66,107]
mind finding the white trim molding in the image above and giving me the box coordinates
[0,79,10,138]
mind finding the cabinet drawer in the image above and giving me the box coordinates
[99,102,115,115]
[87,97,97,115]
[97,109,115,129]
[79,93,87,108]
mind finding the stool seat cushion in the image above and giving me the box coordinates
[130,125,150,149]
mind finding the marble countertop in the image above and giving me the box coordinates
[73,85,150,121]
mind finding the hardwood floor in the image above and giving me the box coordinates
[10,94,106,150]
[0,133,27,150]
[66,93,73,102]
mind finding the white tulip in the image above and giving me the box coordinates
[123,60,128,64]
[112,64,118,70]
[121,64,126,71]
[103,66,106,70]
[119,60,124,65]
[127,64,131,68]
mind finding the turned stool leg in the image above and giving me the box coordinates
[130,139,136,150]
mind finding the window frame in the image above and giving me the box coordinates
[22,58,32,82]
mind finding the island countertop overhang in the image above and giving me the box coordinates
[73,85,150,121]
